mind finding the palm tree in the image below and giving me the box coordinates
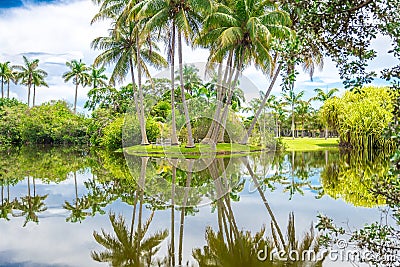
[135,0,213,147]
[31,69,48,107]
[89,65,108,89]
[196,0,291,144]
[282,89,305,139]
[295,100,311,138]
[14,56,46,107]
[312,88,339,139]
[62,59,90,114]
[91,9,167,145]
[175,64,202,96]
[0,62,14,99]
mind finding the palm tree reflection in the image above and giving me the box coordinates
[13,176,48,227]
[92,157,168,266]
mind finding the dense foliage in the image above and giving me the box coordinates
[0,99,88,145]
[320,86,396,149]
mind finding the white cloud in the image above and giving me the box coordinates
[0,0,396,111]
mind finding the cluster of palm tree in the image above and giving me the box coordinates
[88,0,296,147]
[0,56,48,107]
[248,87,339,139]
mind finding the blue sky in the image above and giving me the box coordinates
[0,0,59,9]
[0,0,397,113]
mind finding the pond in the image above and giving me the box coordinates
[0,146,393,266]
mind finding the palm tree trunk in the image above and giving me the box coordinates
[177,31,195,148]
[7,79,10,99]
[291,105,295,139]
[73,81,78,114]
[241,63,282,144]
[135,33,149,145]
[170,22,179,145]
[302,119,304,138]
[212,53,244,143]
[129,58,145,145]
[27,82,31,108]
[1,77,3,98]
[33,84,36,107]
[202,52,232,144]
[325,125,328,139]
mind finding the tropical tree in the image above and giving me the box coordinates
[89,65,108,89]
[91,4,167,145]
[312,87,339,139]
[14,56,47,107]
[282,89,304,139]
[0,62,15,99]
[175,64,202,96]
[62,59,91,114]
[295,100,311,138]
[31,69,48,107]
[134,0,213,147]
[195,0,291,144]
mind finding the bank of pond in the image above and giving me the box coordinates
[0,145,395,266]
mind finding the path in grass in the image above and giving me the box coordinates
[282,137,339,151]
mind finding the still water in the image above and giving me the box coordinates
[0,146,391,266]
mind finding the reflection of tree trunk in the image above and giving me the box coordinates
[1,185,3,205]
[33,177,36,197]
[325,150,329,166]
[242,157,285,249]
[178,160,194,265]
[170,161,177,266]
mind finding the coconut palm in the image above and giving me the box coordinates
[134,0,213,147]
[175,64,202,96]
[14,56,47,107]
[31,69,48,107]
[89,65,108,89]
[196,0,291,144]
[62,59,91,114]
[312,88,339,139]
[295,100,312,138]
[282,89,305,139]
[0,62,15,99]
[91,16,166,145]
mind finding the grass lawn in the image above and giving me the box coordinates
[124,143,263,158]
[282,137,339,151]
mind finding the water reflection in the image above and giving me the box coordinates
[0,146,391,266]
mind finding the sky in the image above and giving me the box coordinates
[0,0,398,114]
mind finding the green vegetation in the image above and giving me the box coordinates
[282,137,339,151]
[320,86,396,149]
[124,143,263,158]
